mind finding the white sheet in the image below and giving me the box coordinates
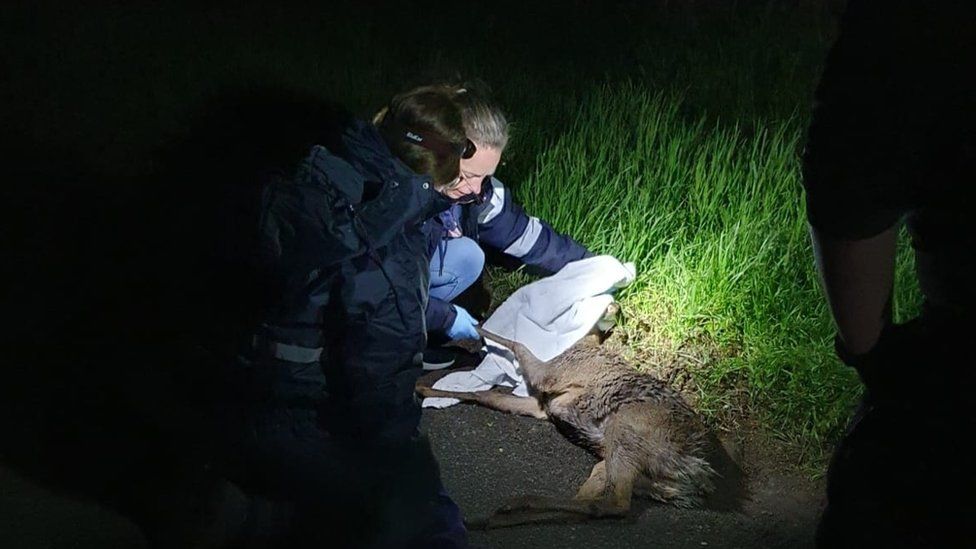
[423,255,636,408]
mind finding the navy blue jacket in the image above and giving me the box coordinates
[250,120,452,444]
[424,176,591,334]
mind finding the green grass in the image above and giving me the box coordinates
[5,2,923,462]
[498,82,923,458]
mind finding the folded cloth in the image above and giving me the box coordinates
[423,255,636,408]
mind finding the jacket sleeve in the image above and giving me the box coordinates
[425,296,457,338]
[254,172,351,350]
[475,177,592,275]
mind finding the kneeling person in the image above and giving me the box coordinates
[417,84,592,367]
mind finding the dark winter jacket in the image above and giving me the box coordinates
[425,176,591,334]
[247,119,451,444]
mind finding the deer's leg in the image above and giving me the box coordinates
[574,460,608,500]
[612,404,714,508]
[415,366,477,391]
[478,453,637,529]
[416,386,547,420]
[585,442,637,512]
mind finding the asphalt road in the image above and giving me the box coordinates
[422,404,823,549]
[0,403,822,549]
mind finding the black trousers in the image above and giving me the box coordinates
[214,370,445,549]
[816,314,976,547]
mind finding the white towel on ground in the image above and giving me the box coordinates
[422,255,636,408]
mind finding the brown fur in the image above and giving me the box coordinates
[417,305,719,528]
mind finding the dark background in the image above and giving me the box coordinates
[1,2,844,547]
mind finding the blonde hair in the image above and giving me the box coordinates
[454,83,509,151]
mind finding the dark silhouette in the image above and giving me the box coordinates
[0,128,234,546]
[0,84,464,547]
[802,2,976,547]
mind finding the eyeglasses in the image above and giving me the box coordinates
[384,119,477,160]
[459,138,477,159]
[402,129,477,191]
[402,130,476,160]
[445,174,491,205]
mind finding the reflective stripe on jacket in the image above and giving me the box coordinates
[425,176,591,335]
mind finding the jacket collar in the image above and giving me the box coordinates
[338,120,430,189]
[335,119,452,222]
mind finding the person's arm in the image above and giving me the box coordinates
[475,177,592,274]
[425,296,457,336]
[809,224,898,355]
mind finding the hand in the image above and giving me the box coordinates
[446,305,480,341]
[834,318,922,399]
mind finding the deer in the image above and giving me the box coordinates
[416,304,723,529]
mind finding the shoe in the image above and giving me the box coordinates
[406,485,469,549]
[422,347,456,371]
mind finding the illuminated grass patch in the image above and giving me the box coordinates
[492,83,922,456]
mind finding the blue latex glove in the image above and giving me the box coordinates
[446,305,480,341]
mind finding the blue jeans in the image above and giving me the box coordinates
[429,237,485,303]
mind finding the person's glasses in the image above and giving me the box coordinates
[450,175,492,205]
[443,173,465,191]
[398,126,477,160]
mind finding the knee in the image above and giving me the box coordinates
[451,237,485,287]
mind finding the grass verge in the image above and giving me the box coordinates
[488,83,922,462]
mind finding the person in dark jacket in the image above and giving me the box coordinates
[210,85,479,548]
[401,84,592,367]
[803,2,975,547]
